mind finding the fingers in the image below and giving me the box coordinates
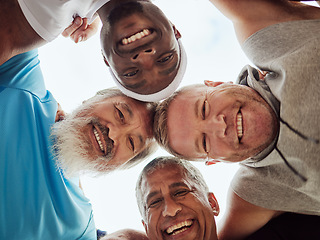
[70,18,89,43]
[62,16,83,38]
[73,17,100,43]
[62,16,100,43]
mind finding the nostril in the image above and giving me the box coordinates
[132,54,139,59]
[145,49,152,53]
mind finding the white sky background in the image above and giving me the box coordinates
[38,0,255,234]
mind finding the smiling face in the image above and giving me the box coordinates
[100,1,181,94]
[53,94,154,176]
[140,165,218,240]
[166,83,279,162]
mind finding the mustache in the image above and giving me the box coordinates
[91,119,115,157]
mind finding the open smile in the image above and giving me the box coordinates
[91,124,115,157]
[165,219,193,237]
[236,110,243,141]
[93,126,106,154]
[121,28,152,45]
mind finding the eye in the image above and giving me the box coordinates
[157,53,173,63]
[148,198,162,208]
[174,189,189,197]
[123,69,139,77]
[115,106,125,123]
[203,134,208,153]
[202,100,208,120]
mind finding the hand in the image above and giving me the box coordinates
[62,16,100,43]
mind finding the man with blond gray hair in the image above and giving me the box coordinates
[154,0,320,239]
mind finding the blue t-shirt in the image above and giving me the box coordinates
[0,50,97,239]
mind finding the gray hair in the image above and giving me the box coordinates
[135,156,209,220]
[153,84,205,160]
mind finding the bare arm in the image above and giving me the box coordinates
[209,0,320,44]
[218,189,282,240]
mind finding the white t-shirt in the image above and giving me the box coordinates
[18,0,110,42]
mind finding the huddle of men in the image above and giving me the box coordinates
[1,0,320,239]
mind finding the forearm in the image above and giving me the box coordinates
[218,190,282,240]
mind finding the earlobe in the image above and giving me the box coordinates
[208,192,220,216]
[101,50,110,67]
[172,25,182,40]
[142,220,148,233]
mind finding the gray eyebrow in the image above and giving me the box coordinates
[121,103,133,118]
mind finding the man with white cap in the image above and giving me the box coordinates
[1,0,187,102]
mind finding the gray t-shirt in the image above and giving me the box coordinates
[232,19,320,215]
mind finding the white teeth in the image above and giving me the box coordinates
[166,220,193,235]
[93,128,104,152]
[236,112,243,139]
[121,29,151,45]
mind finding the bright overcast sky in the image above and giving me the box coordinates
[38,0,257,234]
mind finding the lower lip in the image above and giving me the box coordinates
[164,221,195,239]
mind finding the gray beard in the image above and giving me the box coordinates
[52,108,116,178]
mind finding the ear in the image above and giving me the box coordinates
[208,192,220,216]
[142,220,148,234]
[101,50,110,67]
[172,25,182,40]
[204,80,225,88]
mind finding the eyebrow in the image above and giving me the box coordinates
[123,79,147,90]
[121,103,133,118]
[194,99,201,153]
[138,135,144,148]
[146,182,189,204]
[158,60,179,76]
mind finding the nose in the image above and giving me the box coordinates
[201,114,227,138]
[107,124,120,144]
[162,197,182,217]
[132,48,156,69]
[107,122,142,143]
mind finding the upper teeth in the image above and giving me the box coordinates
[93,128,104,152]
[122,29,151,45]
[236,112,243,139]
[166,220,193,235]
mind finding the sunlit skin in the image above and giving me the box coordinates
[141,166,219,240]
[167,82,279,162]
[99,1,181,94]
[76,96,153,168]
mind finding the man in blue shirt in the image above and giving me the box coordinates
[0,50,156,239]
